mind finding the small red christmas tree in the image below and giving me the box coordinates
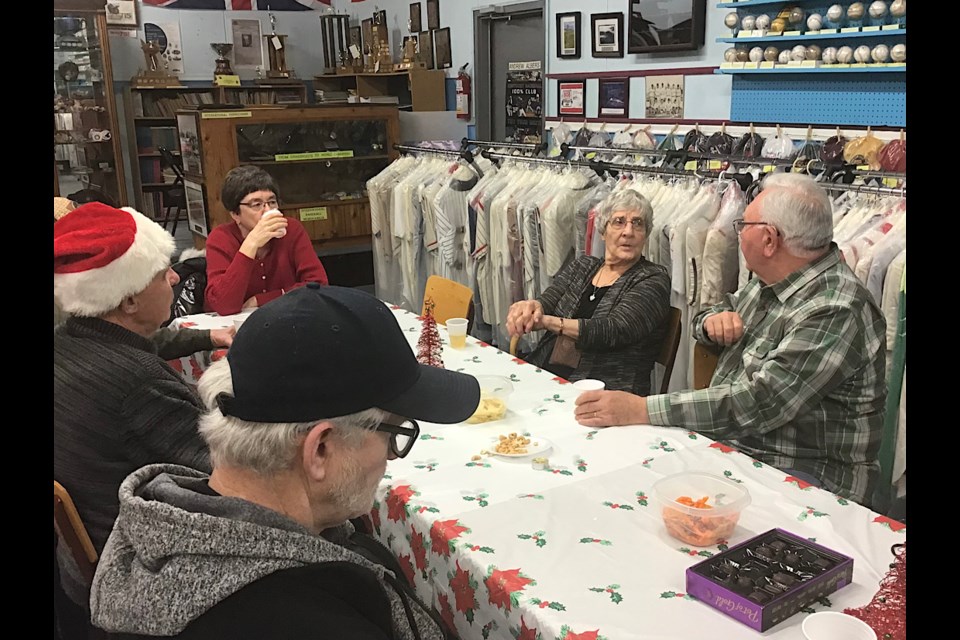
[416,299,445,368]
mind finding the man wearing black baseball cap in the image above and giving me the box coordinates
[90,285,479,640]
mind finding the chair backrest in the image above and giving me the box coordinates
[422,275,474,326]
[655,307,683,395]
[157,146,185,184]
[54,481,98,585]
[693,341,721,390]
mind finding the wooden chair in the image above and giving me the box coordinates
[654,307,683,395]
[693,341,722,390]
[54,481,98,586]
[509,335,520,356]
[421,275,474,326]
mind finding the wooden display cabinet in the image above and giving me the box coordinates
[176,104,399,257]
[313,69,446,111]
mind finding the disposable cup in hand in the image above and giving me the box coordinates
[572,379,605,396]
[802,612,876,640]
[446,318,469,349]
[262,209,286,237]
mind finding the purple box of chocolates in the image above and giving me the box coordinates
[684,528,854,632]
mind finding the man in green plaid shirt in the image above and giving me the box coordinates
[575,173,886,508]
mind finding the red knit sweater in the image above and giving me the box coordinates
[204,217,329,315]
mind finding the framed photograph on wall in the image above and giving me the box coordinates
[362,18,373,52]
[645,74,685,118]
[598,78,629,117]
[558,79,586,117]
[434,27,452,69]
[105,1,138,27]
[409,3,422,33]
[419,30,435,70]
[591,12,624,58]
[556,12,581,59]
[628,0,707,54]
[350,26,362,53]
[427,0,440,31]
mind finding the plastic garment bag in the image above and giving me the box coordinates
[633,126,656,150]
[548,122,572,157]
[843,131,885,170]
[705,130,735,155]
[733,132,764,158]
[761,131,796,159]
[682,128,708,153]
[821,134,848,164]
[611,127,635,149]
[878,138,906,173]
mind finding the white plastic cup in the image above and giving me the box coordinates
[262,209,286,237]
[802,612,877,640]
[446,318,469,349]
[572,379,606,396]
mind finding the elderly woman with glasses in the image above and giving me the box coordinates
[205,165,329,315]
[506,189,671,395]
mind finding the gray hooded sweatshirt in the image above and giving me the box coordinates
[90,463,443,639]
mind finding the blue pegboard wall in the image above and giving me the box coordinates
[730,74,905,127]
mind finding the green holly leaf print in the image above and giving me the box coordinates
[610,591,623,604]
[534,368,542,373]
[509,374,521,382]
[722,470,743,483]
[752,461,763,468]
[635,491,649,506]
[687,431,698,440]
[660,591,679,599]
[585,430,598,440]
[589,587,604,593]
[465,608,475,623]
[836,497,849,506]
[535,538,546,548]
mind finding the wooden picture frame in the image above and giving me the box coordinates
[350,26,362,52]
[628,0,707,54]
[105,1,137,27]
[598,77,630,117]
[409,3,422,33]
[591,12,625,58]
[434,27,452,69]
[556,12,581,59]
[426,0,440,31]
[361,18,373,52]
[557,78,586,117]
[419,30,435,70]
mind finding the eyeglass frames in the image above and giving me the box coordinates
[732,219,780,236]
[375,419,420,458]
[608,216,645,231]
[238,198,280,212]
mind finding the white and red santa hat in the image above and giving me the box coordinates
[54,202,176,317]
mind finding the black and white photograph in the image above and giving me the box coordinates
[591,12,625,58]
[434,27,452,69]
[419,30,435,69]
[645,75,685,119]
[599,78,630,117]
[628,0,707,54]
[427,0,441,31]
[409,3,422,33]
[362,18,373,52]
[556,12,581,59]
[105,1,138,27]
[231,19,263,69]
[176,113,202,176]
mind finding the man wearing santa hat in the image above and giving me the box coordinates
[53,203,214,616]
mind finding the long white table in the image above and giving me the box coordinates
[171,306,906,640]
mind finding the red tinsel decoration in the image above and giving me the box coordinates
[416,299,445,368]
[843,543,906,640]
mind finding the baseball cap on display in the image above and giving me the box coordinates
[216,284,481,424]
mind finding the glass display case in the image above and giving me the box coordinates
[54,12,127,205]
[177,104,399,255]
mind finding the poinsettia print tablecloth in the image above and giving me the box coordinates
[171,306,906,640]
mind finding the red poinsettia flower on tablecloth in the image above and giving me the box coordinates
[430,519,470,558]
[189,358,204,382]
[369,505,381,534]
[410,528,428,572]
[387,484,416,523]
[390,305,401,310]
[551,377,570,384]
[477,340,491,348]
[512,357,528,365]
[167,358,184,374]
[516,617,539,640]
[709,442,735,454]
[873,515,906,532]
[180,321,197,328]
[438,592,456,634]
[450,561,477,614]
[211,348,228,362]
[485,568,534,611]
[565,630,600,640]
[784,476,814,490]
[397,552,416,585]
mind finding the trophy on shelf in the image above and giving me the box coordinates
[261,11,298,83]
[370,8,393,73]
[210,42,239,86]
[319,9,350,75]
[131,40,182,88]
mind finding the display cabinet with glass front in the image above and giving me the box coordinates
[54,12,126,205]
[177,104,399,256]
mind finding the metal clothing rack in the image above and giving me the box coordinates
[461,138,545,153]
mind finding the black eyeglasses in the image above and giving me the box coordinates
[238,198,279,212]
[375,419,420,458]
[732,219,780,236]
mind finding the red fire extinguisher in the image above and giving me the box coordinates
[455,63,471,120]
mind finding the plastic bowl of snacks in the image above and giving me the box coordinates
[652,472,751,547]
[465,376,514,423]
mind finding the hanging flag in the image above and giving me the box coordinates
[143,1,331,10]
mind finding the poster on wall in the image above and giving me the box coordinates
[505,61,543,144]
[558,80,585,116]
[105,1,138,27]
[645,75,684,119]
[185,180,209,238]
[143,22,184,75]
[231,19,263,69]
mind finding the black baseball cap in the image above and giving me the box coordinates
[216,284,480,424]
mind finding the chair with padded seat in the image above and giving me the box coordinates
[654,307,683,395]
[421,275,474,326]
[693,341,721,390]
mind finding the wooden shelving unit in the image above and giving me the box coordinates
[313,69,446,111]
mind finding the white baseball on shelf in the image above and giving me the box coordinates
[869,1,889,19]
[837,46,855,63]
[821,47,839,64]
[790,44,808,61]
[778,50,792,64]
[749,47,764,63]
[741,15,756,31]
[724,47,739,63]
[806,13,823,31]
[826,4,845,22]
[890,0,906,18]
[724,12,740,30]
[847,2,866,20]
[853,45,872,63]
[890,43,906,61]
[871,44,890,62]
[755,14,771,30]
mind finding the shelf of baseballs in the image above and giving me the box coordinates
[717,27,904,43]
[716,63,905,74]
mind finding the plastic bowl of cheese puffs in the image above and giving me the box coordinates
[465,375,514,423]
[652,472,751,547]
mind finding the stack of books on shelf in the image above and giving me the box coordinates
[135,92,216,118]
[315,89,350,104]
[349,95,400,104]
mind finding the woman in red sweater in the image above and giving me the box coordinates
[205,166,329,315]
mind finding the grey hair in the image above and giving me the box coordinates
[597,189,654,236]
[759,173,834,257]
[196,358,387,474]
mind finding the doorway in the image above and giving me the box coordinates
[474,2,544,142]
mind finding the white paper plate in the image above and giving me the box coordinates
[488,436,552,458]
